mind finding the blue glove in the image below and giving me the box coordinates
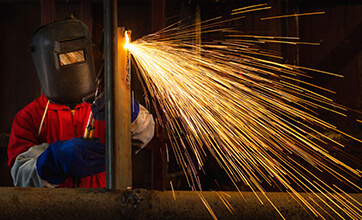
[36,138,105,185]
[83,91,140,122]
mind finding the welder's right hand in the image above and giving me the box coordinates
[83,91,140,122]
[36,137,105,185]
[91,91,106,121]
[83,92,105,121]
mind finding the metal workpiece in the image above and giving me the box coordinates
[114,27,132,190]
[104,0,132,189]
[0,187,361,220]
[104,0,132,190]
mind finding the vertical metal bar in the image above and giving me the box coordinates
[104,0,132,189]
[103,0,117,190]
[114,28,132,189]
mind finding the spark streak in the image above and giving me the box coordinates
[127,10,361,219]
[170,181,176,200]
[260,11,326,20]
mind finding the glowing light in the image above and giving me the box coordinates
[124,30,131,49]
[128,7,362,219]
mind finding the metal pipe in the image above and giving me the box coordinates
[103,0,117,189]
[0,188,361,219]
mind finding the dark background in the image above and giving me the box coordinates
[0,0,360,191]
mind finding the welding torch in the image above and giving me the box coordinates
[83,29,131,140]
[83,65,104,140]
[83,107,96,140]
[69,67,104,187]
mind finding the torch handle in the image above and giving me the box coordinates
[83,112,95,140]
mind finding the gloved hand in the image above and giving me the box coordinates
[36,138,105,185]
[83,91,140,122]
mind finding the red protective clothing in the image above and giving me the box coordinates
[8,94,106,188]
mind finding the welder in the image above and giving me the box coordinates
[7,19,155,188]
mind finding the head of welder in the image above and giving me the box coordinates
[29,18,96,106]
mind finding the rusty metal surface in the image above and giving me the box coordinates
[114,27,132,189]
[0,187,361,219]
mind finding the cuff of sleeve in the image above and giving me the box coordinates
[131,98,140,123]
[11,143,49,187]
[131,104,155,154]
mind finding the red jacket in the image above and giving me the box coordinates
[8,94,106,188]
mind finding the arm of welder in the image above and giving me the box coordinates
[9,111,105,187]
[12,138,106,187]
[131,104,155,154]
[11,143,58,187]
[36,138,105,185]
[87,91,155,153]
[8,111,55,187]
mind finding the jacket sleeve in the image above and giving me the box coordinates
[7,107,54,187]
[131,104,155,154]
[11,143,49,187]
[8,109,41,168]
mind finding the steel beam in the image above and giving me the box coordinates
[0,188,361,219]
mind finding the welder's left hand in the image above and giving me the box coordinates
[36,138,105,185]
[83,91,140,122]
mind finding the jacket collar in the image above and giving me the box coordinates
[37,94,89,111]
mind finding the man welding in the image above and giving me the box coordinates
[7,19,155,188]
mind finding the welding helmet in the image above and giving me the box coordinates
[29,18,96,106]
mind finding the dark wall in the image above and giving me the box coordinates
[299,1,362,135]
[0,2,41,186]
[297,1,362,187]
[0,3,41,135]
